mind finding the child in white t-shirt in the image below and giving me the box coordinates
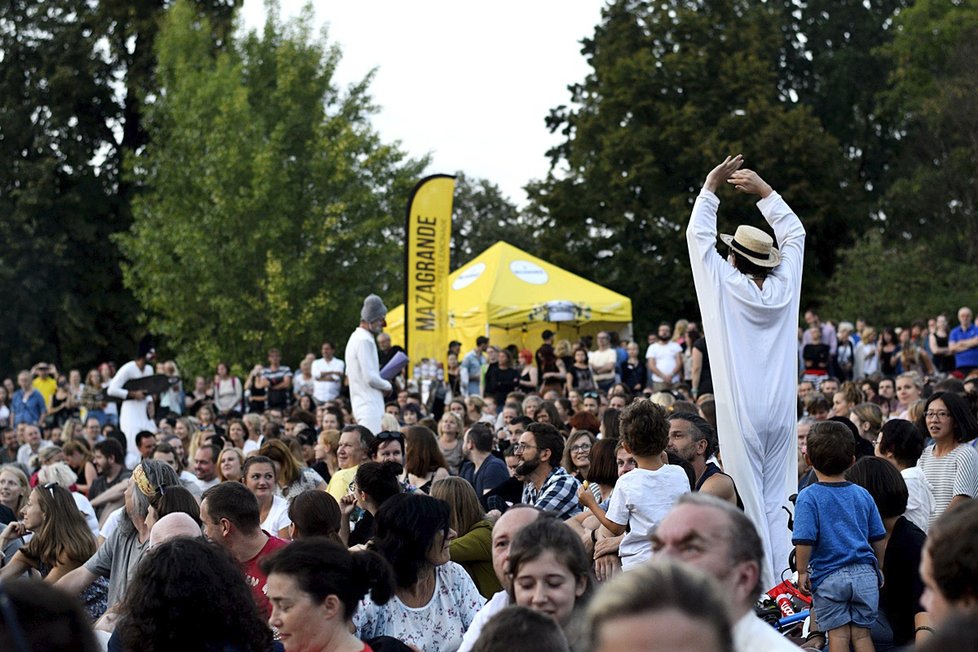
[577,400,690,569]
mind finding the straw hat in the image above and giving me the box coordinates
[719,225,781,268]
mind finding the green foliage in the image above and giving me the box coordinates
[878,0,978,267]
[117,0,426,376]
[821,231,978,326]
[524,0,856,334]
[450,172,528,269]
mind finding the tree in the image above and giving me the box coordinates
[878,0,978,268]
[117,0,427,376]
[525,0,856,335]
[450,172,528,269]
[821,231,978,326]
[0,0,238,375]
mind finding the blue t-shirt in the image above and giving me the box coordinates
[950,324,978,369]
[792,481,885,590]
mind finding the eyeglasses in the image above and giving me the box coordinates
[924,410,951,420]
[570,443,592,453]
[513,442,538,453]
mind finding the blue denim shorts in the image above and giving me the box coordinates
[813,563,880,631]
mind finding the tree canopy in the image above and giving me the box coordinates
[116,0,426,375]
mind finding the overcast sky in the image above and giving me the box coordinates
[239,1,606,206]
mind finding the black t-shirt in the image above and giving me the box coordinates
[880,516,926,645]
[693,337,713,395]
[484,364,520,406]
[620,359,646,393]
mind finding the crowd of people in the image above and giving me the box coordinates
[1,162,977,652]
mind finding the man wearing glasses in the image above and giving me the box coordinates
[515,423,580,519]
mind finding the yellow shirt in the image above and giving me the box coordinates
[325,465,359,503]
[32,377,57,408]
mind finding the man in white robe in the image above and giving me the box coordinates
[345,294,392,435]
[686,155,805,588]
[107,336,158,468]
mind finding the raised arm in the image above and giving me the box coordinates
[686,155,744,284]
[730,168,806,287]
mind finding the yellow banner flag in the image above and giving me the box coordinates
[405,175,455,376]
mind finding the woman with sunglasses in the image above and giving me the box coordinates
[917,391,978,523]
[0,482,109,620]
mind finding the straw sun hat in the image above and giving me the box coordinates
[719,225,781,268]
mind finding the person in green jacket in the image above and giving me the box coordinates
[431,477,502,598]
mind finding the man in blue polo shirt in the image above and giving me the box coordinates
[949,306,978,375]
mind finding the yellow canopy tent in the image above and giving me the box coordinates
[387,241,632,356]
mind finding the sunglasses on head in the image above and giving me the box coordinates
[583,392,599,399]
[375,431,403,442]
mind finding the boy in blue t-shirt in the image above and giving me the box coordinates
[794,421,885,652]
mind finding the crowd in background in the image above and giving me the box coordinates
[1,304,977,651]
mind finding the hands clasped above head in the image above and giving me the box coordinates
[703,155,774,199]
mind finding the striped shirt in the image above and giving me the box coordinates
[918,443,978,524]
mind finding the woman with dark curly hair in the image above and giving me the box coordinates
[0,482,109,620]
[108,537,273,652]
[354,493,484,651]
[262,537,396,652]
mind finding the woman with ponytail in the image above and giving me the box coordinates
[262,537,396,652]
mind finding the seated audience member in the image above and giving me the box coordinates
[586,560,734,652]
[458,423,510,508]
[514,423,581,520]
[109,537,273,652]
[920,500,978,629]
[261,537,397,652]
[651,493,798,652]
[288,488,342,543]
[875,419,934,532]
[353,493,484,652]
[506,516,594,650]
[470,606,569,652]
[0,578,100,652]
[431,477,500,598]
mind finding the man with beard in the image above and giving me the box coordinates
[345,294,393,435]
[666,412,741,507]
[515,422,580,519]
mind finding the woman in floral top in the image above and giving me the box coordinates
[354,493,484,651]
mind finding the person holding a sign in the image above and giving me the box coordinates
[346,294,393,435]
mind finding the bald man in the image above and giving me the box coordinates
[150,512,202,548]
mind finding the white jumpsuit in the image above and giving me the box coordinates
[345,326,392,436]
[687,188,805,589]
[107,360,158,468]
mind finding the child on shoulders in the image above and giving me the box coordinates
[577,399,689,569]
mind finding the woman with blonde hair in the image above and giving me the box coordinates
[257,438,326,500]
[217,447,245,483]
[437,412,466,475]
[0,482,109,619]
[849,402,884,445]
[430,477,499,598]
[62,438,98,496]
[0,464,29,519]
[832,381,865,418]
[241,412,263,454]
[465,395,488,424]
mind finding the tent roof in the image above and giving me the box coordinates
[449,241,630,326]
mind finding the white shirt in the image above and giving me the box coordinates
[606,465,690,569]
[311,356,345,403]
[261,495,292,535]
[73,491,100,537]
[901,466,934,533]
[645,341,683,382]
[345,326,392,436]
[687,188,805,589]
[733,611,800,652]
[457,590,510,652]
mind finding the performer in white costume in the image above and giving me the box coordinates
[686,156,805,588]
[345,294,392,435]
[107,336,158,468]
